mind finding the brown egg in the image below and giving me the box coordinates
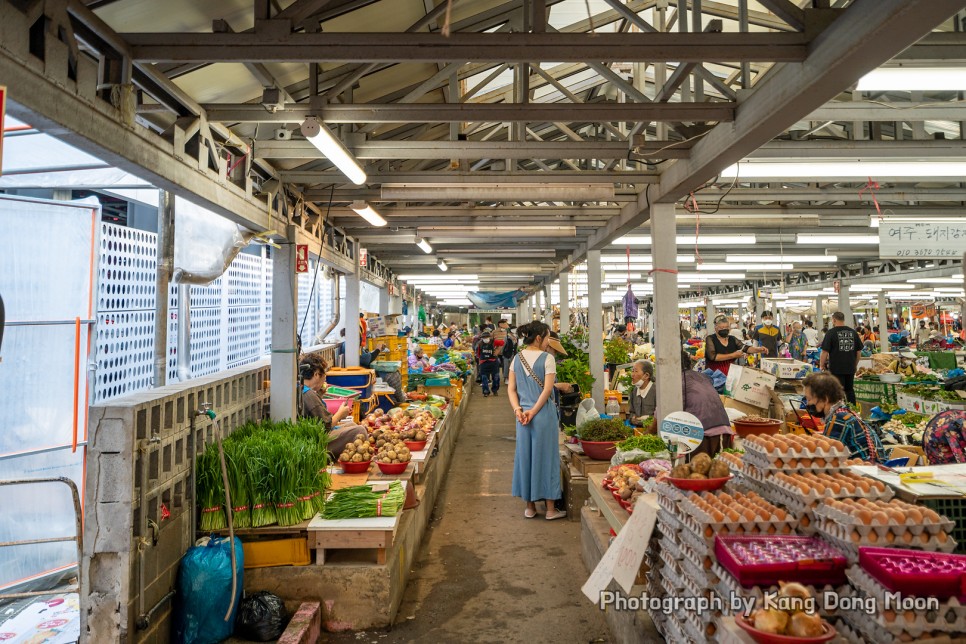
[850,529,861,543]
[711,510,725,522]
[856,509,873,525]
[743,509,756,521]
[872,512,889,526]
[923,508,941,522]
[901,532,913,545]
[937,532,948,544]
[885,531,896,544]
[867,531,879,544]
[727,509,741,522]
[887,509,906,524]
[919,532,930,545]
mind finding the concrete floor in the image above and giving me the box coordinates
[327,386,612,644]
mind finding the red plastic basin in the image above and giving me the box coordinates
[340,460,371,474]
[376,461,409,475]
[580,440,618,461]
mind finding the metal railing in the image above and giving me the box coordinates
[0,477,83,601]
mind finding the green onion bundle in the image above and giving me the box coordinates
[196,448,227,531]
[195,418,332,531]
[322,481,405,520]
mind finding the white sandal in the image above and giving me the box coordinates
[546,510,567,521]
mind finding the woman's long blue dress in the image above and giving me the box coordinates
[511,352,562,502]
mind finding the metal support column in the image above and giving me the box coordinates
[378,284,390,316]
[706,297,716,333]
[839,286,853,327]
[588,251,605,411]
[270,226,299,421]
[153,190,174,387]
[560,273,570,335]
[653,204,683,421]
[878,296,890,339]
[345,242,362,366]
[815,296,825,329]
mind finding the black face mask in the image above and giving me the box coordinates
[805,404,820,416]
[716,329,730,338]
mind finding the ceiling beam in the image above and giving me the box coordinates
[201,101,736,123]
[254,139,674,161]
[554,0,966,275]
[807,101,966,122]
[123,31,810,63]
[702,187,966,202]
[279,171,652,184]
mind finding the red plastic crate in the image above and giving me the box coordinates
[715,536,848,588]
[859,547,966,602]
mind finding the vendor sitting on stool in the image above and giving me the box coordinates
[299,354,366,459]
[803,372,886,463]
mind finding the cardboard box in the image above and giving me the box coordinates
[724,365,778,409]
[922,399,943,415]
[760,358,813,380]
[720,395,769,417]
[896,391,924,413]
[888,446,924,467]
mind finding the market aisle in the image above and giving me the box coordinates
[327,387,612,644]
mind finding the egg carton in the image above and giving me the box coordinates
[817,521,959,562]
[835,607,966,642]
[680,609,721,642]
[676,519,718,554]
[658,545,682,572]
[660,559,688,593]
[646,579,665,601]
[676,504,798,543]
[656,480,690,503]
[741,450,852,474]
[813,501,954,536]
[833,611,905,644]
[712,562,852,619]
[679,552,719,593]
[767,475,895,508]
[657,507,683,533]
[741,435,851,460]
[657,491,683,517]
[663,614,694,644]
[846,565,966,633]
[659,534,684,561]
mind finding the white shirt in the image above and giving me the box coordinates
[514,349,556,376]
[803,327,819,347]
[636,381,653,400]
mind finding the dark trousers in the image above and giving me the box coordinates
[480,360,501,395]
[692,434,734,459]
[833,372,857,405]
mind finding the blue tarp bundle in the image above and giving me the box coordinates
[467,289,526,309]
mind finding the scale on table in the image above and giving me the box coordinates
[660,411,704,458]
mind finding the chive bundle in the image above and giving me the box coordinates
[322,481,406,520]
[195,418,332,531]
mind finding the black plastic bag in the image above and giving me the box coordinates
[234,591,288,641]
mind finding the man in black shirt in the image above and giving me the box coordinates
[820,311,863,405]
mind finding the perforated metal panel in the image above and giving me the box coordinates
[94,226,275,398]
[94,223,158,402]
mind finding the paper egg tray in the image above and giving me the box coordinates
[659,545,682,572]
[836,606,964,642]
[657,491,682,516]
[741,449,850,473]
[846,565,966,634]
[817,520,959,561]
[766,475,895,508]
[814,502,954,536]
[677,519,718,554]
[712,562,852,619]
[663,615,690,644]
[657,508,683,533]
[677,501,798,541]
[659,534,684,561]
[742,436,851,460]
[656,480,689,503]
[679,551,719,592]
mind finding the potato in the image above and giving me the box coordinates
[671,463,692,479]
[691,453,712,476]
[689,473,707,480]
[708,460,730,479]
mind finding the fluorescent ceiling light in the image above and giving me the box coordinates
[415,238,433,254]
[614,235,757,245]
[400,274,478,281]
[933,287,965,293]
[437,259,448,272]
[849,284,909,291]
[300,117,366,185]
[678,272,746,279]
[726,255,837,264]
[907,278,963,284]
[723,162,966,180]
[872,216,966,229]
[797,234,879,245]
[697,263,794,271]
[601,255,695,264]
[856,67,966,91]
[349,201,387,227]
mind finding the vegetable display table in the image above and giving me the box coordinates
[565,442,613,477]
[588,473,629,533]
[308,482,408,565]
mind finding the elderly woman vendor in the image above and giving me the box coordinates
[628,360,657,429]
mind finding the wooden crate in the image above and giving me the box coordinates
[562,463,589,522]
[564,443,612,477]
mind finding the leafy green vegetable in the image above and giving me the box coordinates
[616,434,667,453]
[578,418,632,442]
[557,357,596,395]
[720,447,745,455]
[561,424,578,437]
[604,338,632,365]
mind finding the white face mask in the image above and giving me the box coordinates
[763,320,773,327]
[483,338,491,344]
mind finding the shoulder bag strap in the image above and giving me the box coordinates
[517,351,545,389]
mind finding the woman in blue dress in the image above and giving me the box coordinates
[508,322,566,520]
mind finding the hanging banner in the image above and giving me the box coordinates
[467,289,526,309]
[359,246,368,267]
[911,304,938,318]
[401,283,407,299]
[295,244,309,273]
[879,220,966,259]
[0,86,6,176]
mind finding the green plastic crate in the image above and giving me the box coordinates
[920,497,966,554]
[321,385,362,399]
[853,380,898,404]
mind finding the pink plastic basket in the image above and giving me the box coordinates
[715,536,848,588]
[859,547,966,602]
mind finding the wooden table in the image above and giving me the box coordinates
[307,481,408,565]
[587,473,629,533]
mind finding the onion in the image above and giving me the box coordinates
[752,609,788,634]
[788,612,824,638]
